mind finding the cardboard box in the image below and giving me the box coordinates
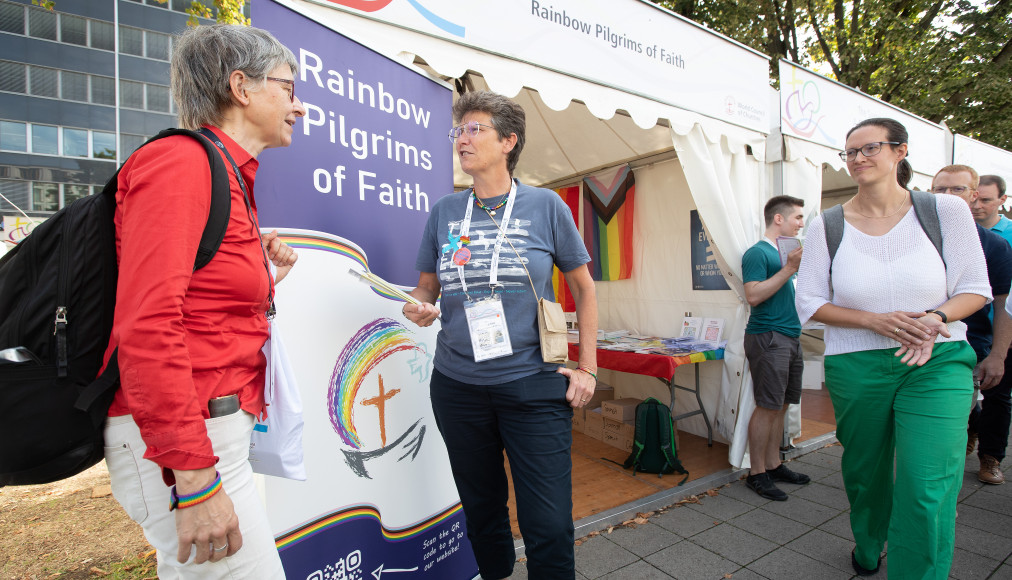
[585,407,604,440]
[601,398,642,421]
[603,418,634,440]
[603,430,633,453]
[586,383,614,408]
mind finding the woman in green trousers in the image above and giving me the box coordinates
[795,118,990,578]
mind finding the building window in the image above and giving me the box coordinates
[90,19,115,51]
[0,60,26,93]
[32,182,59,212]
[0,121,27,152]
[0,1,24,35]
[120,80,145,109]
[64,183,90,205]
[31,124,58,155]
[92,131,116,160]
[121,133,147,156]
[145,30,170,61]
[61,70,88,102]
[0,179,29,213]
[29,66,58,98]
[119,26,144,57]
[27,7,56,40]
[91,75,115,106]
[62,127,89,158]
[147,84,170,113]
[60,13,87,46]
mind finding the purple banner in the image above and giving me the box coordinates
[254,0,453,286]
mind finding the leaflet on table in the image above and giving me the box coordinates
[776,236,803,267]
[701,318,725,345]
[681,317,703,339]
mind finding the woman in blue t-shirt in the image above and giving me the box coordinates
[403,90,598,580]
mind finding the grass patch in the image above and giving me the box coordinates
[84,550,156,579]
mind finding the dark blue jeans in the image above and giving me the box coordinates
[970,354,1012,460]
[430,368,575,580]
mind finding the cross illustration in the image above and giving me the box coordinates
[362,374,401,447]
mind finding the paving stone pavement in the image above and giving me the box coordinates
[505,441,1012,579]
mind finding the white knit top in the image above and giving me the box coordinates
[796,194,992,356]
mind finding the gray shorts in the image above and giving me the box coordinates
[744,331,804,410]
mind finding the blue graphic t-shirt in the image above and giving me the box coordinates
[415,181,590,385]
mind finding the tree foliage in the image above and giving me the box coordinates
[654,0,1012,150]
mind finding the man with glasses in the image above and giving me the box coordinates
[932,165,1012,484]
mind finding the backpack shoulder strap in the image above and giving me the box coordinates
[823,203,845,268]
[143,128,231,271]
[652,400,690,484]
[910,189,944,262]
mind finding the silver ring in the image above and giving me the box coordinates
[893,327,902,334]
[213,544,228,552]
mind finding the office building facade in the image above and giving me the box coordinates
[0,0,244,217]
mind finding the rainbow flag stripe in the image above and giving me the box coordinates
[552,185,581,311]
[275,502,464,551]
[582,167,635,281]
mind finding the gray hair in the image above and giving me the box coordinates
[171,24,297,130]
[452,90,526,175]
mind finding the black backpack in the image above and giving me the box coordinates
[0,128,231,486]
[623,397,689,484]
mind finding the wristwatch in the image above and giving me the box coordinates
[925,309,948,323]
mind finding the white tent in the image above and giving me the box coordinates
[778,60,950,207]
[276,0,781,466]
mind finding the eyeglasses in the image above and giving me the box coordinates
[266,77,295,102]
[448,121,495,142]
[930,185,974,195]
[838,141,901,162]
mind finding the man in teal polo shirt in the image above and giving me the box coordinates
[967,174,1012,483]
[742,195,810,500]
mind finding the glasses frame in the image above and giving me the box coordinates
[839,141,901,162]
[448,121,496,142]
[266,77,295,102]
[929,185,975,195]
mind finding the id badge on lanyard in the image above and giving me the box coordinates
[464,296,513,362]
[457,181,518,363]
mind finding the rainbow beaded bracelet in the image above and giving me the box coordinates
[169,471,223,511]
[577,366,598,381]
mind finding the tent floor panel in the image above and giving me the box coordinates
[505,429,731,537]
[495,388,837,538]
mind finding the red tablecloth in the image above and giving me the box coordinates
[567,343,724,380]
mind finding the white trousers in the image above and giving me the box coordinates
[104,411,285,579]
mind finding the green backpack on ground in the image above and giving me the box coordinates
[623,397,689,484]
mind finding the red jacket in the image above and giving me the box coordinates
[103,127,273,481]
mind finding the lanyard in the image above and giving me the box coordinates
[457,179,518,298]
[198,128,276,318]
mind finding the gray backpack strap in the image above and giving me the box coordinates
[823,203,845,270]
[910,189,944,263]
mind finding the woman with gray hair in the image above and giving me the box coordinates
[403,90,598,579]
[100,24,303,578]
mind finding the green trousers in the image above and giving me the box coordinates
[824,341,975,579]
